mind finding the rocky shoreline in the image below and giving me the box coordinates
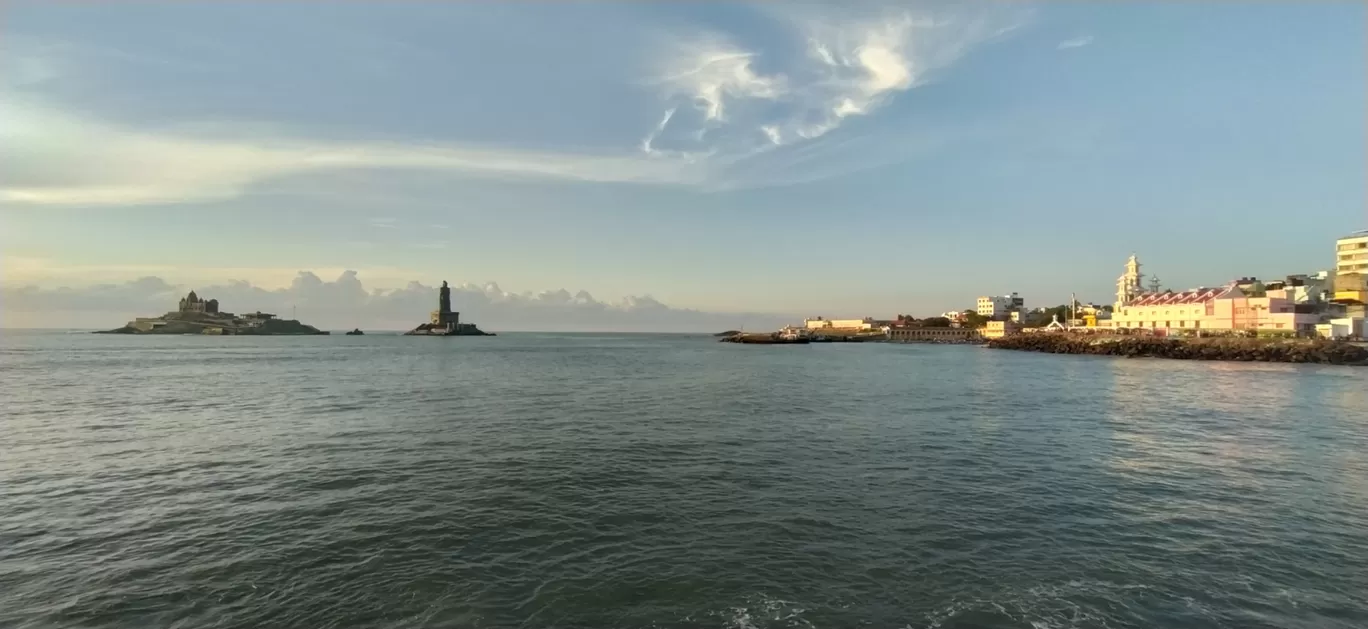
[987,334,1368,365]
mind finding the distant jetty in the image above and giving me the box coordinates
[987,333,1368,365]
[720,332,810,344]
[95,291,327,335]
[403,281,495,337]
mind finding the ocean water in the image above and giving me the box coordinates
[2,331,1366,629]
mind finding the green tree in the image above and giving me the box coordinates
[961,310,991,328]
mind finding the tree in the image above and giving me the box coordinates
[960,310,991,329]
[920,316,951,328]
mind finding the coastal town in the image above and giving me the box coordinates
[726,230,1368,359]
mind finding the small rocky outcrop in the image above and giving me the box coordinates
[987,334,1368,365]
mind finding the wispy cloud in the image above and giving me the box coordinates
[0,5,1026,207]
[0,100,706,208]
[1057,35,1094,50]
[637,4,1026,179]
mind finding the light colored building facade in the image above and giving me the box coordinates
[1107,256,1320,334]
[1317,318,1367,340]
[982,320,1022,339]
[941,311,969,324]
[976,293,1024,319]
[1334,230,1368,304]
[1336,230,1368,276]
[804,317,875,330]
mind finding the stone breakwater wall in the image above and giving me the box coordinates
[987,334,1368,365]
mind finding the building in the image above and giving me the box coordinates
[1317,318,1367,340]
[982,320,1022,339]
[239,312,277,328]
[1333,230,1368,305]
[804,317,875,330]
[888,327,980,342]
[940,311,969,325]
[1269,273,1330,305]
[177,291,219,315]
[1336,229,1368,276]
[976,293,1024,319]
[1107,255,1320,335]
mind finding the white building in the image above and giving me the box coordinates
[1336,230,1368,277]
[1334,230,1368,307]
[804,317,875,330]
[976,293,1024,319]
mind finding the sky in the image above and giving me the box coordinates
[2,1,1365,331]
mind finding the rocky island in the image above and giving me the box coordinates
[95,291,328,335]
[404,281,494,336]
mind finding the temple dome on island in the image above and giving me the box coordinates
[404,281,495,336]
[94,291,327,335]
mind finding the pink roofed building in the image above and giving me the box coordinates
[1106,256,1320,335]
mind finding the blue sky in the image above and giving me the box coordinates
[2,2,1364,329]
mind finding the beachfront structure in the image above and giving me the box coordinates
[804,317,875,330]
[1112,285,1319,334]
[982,320,1023,339]
[976,293,1024,320]
[1107,256,1321,334]
[1317,317,1368,340]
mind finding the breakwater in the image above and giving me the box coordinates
[988,333,1368,365]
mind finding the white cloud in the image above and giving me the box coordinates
[654,36,787,123]
[0,101,706,208]
[0,5,1026,206]
[0,269,792,332]
[1057,35,1094,50]
[638,5,1025,167]
[760,125,782,146]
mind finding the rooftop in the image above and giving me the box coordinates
[1126,286,1228,307]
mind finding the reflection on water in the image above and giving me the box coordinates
[1,334,1365,629]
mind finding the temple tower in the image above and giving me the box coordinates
[1114,255,1145,309]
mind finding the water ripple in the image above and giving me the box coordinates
[1,332,1366,628]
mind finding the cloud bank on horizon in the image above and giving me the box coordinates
[0,2,1025,207]
[0,272,792,332]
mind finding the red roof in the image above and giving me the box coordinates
[1126,286,1226,307]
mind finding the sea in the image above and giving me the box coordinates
[2,330,1366,629]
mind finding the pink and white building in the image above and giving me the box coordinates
[1106,256,1320,334]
